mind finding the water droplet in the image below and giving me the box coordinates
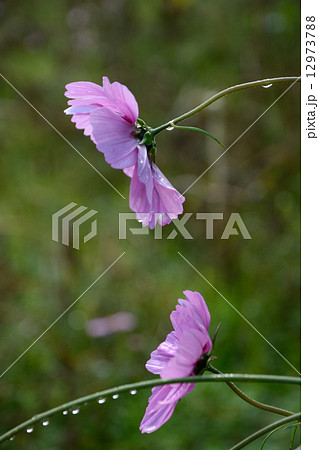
[42,420,49,427]
[166,122,175,131]
[98,398,106,404]
[72,408,80,415]
[262,84,273,88]
[10,436,15,441]
[112,394,119,400]
[26,427,33,434]
[62,410,68,415]
[130,390,137,395]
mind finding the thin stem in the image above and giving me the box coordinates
[225,380,293,417]
[260,424,287,449]
[0,374,300,443]
[207,366,293,417]
[230,413,301,450]
[150,76,301,136]
[289,421,300,449]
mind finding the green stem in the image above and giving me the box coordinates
[260,424,287,449]
[150,76,301,136]
[0,374,300,444]
[289,421,300,449]
[207,367,293,417]
[225,380,293,417]
[230,413,301,450]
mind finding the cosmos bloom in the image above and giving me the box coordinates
[64,77,185,227]
[140,291,212,434]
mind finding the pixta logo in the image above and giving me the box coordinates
[52,202,98,249]
[118,213,251,240]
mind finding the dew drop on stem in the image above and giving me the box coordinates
[72,408,80,415]
[112,394,119,400]
[130,390,137,395]
[262,84,273,88]
[26,427,34,434]
[62,410,68,415]
[98,398,106,404]
[42,420,49,426]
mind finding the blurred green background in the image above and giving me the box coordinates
[0,0,300,448]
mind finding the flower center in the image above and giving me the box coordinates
[134,119,157,162]
[194,353,210,375]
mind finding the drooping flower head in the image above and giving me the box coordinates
[140,290,213,433]
[65,77,184,228]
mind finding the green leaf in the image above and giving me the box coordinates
[169,124,225,148]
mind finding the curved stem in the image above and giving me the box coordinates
[150,76,301,136]
[223,379,293,417]
[260,423,287,449]
[289,421,300,449]
[207,366,293,417]
[0,374,300,443]
[229,413,301,450]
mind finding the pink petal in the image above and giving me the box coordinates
[70,113,93,138]
[129,165,151,218]
[145,384,192,412]
[171,293,210,334]
[146,331,179,375]
[139,383,194,433]
[157,382,194,404]
[66,94,131,119]
[145,385,173,410]
[65,81,105,98]
[156,331,179,356]
[170,305,199,337]
[152,164,185,218]
[136,212,155,228]
[182,290,211,331]
[64,104,100,115]
[66,97,109,106]
[64,78,139,144]
[123,165,135,178]
[103,77,139,124]
[90,107,138,169]
[137,146,153,204]
[140,397,177,433]
[161,328,207,380]
[146,353,171,375]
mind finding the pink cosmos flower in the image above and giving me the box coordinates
[65,77,185,228]
[140,290,212,433]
